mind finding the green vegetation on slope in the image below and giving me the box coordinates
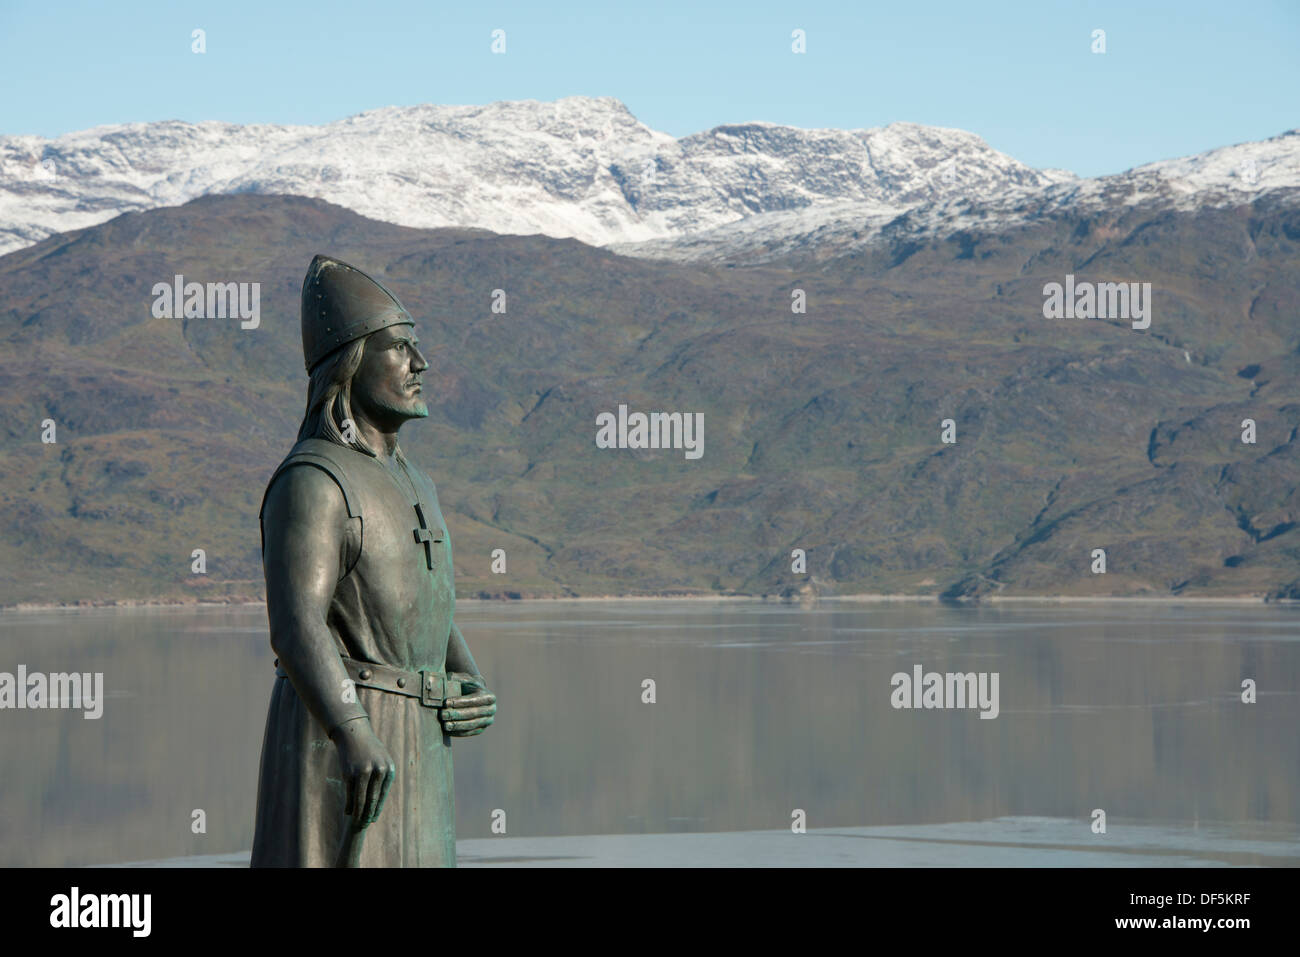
[0,193,1296,604]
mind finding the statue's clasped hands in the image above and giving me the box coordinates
[440,674,496,736]
[332,673,496,831]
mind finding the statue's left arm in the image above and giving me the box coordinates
[440,619,497,737]
[445,619,483,681]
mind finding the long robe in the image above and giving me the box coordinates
[250,438,459,867]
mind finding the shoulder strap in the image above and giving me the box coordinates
[259,440,369,571]
[260,439,364,521]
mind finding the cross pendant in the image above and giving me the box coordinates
[411,502,442,570]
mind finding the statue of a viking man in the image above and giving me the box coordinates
[251,255,496,867]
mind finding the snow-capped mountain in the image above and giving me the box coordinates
[0,96,1063,256]
[612,129,1300,264]
[0,96,1296,263]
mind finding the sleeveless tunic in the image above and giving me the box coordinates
[250,438,459,867]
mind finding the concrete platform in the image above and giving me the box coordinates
[108,817,1300,867]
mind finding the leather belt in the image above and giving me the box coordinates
[274,655,453,708]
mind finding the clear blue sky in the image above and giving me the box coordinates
[1,0,1296,177]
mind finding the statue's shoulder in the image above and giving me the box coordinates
[260,439,369,521]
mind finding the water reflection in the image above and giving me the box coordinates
[0,600,1296,865]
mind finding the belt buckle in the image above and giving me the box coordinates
[420,671,445,707]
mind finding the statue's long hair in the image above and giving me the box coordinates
[297,336,378,456]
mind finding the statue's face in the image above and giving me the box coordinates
[352,323,429,424]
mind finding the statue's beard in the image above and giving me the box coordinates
[352,383,429,425]
[371,394,429,421]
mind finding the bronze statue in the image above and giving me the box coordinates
[251,255,496,867]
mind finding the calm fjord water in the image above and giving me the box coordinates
[1,599,1297,866]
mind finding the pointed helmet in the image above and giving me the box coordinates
[300,255,414,373]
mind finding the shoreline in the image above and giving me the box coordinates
[2,592,1294,613]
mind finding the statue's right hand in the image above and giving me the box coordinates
[332,719,396,826]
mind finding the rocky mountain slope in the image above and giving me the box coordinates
[0,188,1296,605]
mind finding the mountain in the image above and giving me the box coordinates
[0,186,1297,606]
[0,96,1070,257]
[610,130,1300,264]
[4,97,1297,271]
